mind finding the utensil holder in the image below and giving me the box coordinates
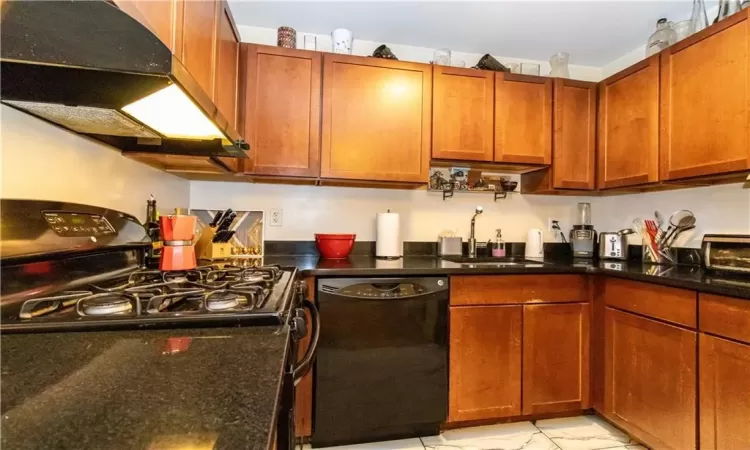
[642,244,674,265]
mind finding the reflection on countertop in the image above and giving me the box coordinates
[1,326,290,450]
[261,255,750,300]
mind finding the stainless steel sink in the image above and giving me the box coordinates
[440,256,547,268]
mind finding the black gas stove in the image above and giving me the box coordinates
[0,199,303,333]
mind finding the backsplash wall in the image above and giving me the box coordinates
[190,181,749,248]
[0,105,190,222]
[190,181,597,244]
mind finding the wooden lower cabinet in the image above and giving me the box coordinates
[448,305,522,422]
[699,333,750,449]
[604,307,696,449]
[522,303,589,414]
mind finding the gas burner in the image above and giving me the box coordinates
[146,289,204,314]
[205,291,241,311]
[76,293,138,317]
[205,266,246,283]
[19,291,91,319]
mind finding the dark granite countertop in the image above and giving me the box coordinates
[264,255,750,300]
[1,326,290,450]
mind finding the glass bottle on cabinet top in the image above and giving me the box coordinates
[715,0,741,22]
[646,18,677,56]
[690,0,709,34]
[549,52,570,77]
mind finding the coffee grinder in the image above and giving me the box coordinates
[569,202,596,258]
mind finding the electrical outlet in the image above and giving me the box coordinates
[269,209,283,227]
[548,217,556,232]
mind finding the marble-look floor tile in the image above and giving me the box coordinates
[421,421,559,450]
[307,438,425,449]
[535,415,632,450]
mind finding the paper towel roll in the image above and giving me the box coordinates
[376,212,402,259]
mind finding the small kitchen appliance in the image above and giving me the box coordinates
[438,236,462,256]
[525,228,544,258]
[702,234,750,274]
[159,209,197,271]
[598,229,634,260]
[570,202,597,258]
[376,210,401,259]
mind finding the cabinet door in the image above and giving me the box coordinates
[213,0,239,129]
[181,0,216,98]
[660,11,750,180]
[432,66,494,161]
[604,308,696,449]
[321,54,431,183]
[241,45,321,177]
[699,333,750,450]
[114,0,179,51]
[598,55,660,189]
[449,306,522,422]
[552,79,596,190]
[523,303,590,414]
[495,73,552,164]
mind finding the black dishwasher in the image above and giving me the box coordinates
[312,277,449,448]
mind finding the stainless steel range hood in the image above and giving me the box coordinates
[1,0,249,158]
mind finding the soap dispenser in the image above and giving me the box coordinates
[492,229,506,257]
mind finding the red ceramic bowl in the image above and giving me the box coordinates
[315,234,356,259]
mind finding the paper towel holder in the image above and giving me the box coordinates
[376,209,402,260]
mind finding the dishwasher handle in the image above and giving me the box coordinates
[319,278,448,300]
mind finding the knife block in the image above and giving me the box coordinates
[195,227,234,261]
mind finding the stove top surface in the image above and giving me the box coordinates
[1,264,298,333]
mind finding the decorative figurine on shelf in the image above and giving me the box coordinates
[372,45,398,60]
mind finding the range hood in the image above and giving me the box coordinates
[1,0,248,158]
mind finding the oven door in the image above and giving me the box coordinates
[277,284,320,450]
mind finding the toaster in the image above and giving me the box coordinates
[438,236,463,256]
[598,231,630,260]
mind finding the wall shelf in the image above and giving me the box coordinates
[429,166,520,201]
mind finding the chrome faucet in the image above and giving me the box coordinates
[468,206,483,258]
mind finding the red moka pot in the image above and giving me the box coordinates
[159,213,197,271]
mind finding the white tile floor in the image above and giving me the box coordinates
[303,415,649,450]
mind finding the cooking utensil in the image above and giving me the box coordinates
[666,225,696,247]
[633,219,659,261]
[661,210,696,246]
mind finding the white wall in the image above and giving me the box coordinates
[237,25,603,82]
[594,183,750,248]
[190,181,595,243]
[1,105,190,222]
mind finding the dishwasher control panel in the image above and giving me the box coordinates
[338,282,426,298]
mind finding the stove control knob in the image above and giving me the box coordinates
[295,280,309,298]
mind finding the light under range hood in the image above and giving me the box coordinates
[1,0,248,159]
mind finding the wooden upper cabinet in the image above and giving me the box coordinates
[699,333,750,450]
[241,45,321,178]
[432,66,494,161]
[181,0,217,98]
[114,0,180,51]
[552,79,597,190]
[523,303,590,415]
[598,55,660,189]
[661,10,750,180]
[495,73,552,165]
[213,0,239,129]
[604,308,696,450]
[448,306,522,422]
[320,54,432,183]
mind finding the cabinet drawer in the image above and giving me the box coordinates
[699,293,750,344]
[602,278,696,328]
[450,275,588,306]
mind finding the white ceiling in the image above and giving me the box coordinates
[228,1,711,67]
